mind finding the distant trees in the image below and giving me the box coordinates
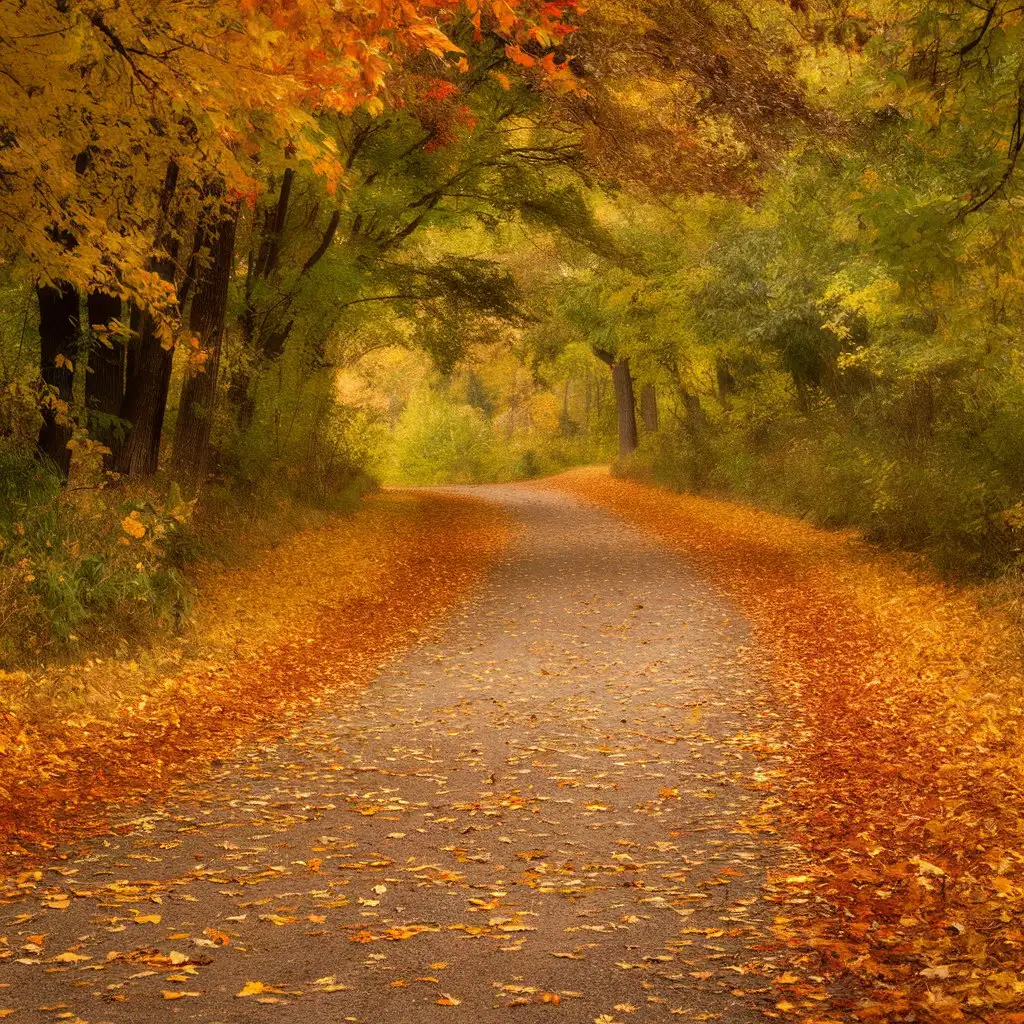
[532,0,1024,574]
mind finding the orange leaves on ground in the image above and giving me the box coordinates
[120,511,146,539]
[0,492,510,871]
[549,468,1024,1022]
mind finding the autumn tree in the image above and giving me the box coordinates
[0,0,580,482]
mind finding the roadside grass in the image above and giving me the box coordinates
[0,433,377,670]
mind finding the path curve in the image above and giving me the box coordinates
[1,484,787,1023]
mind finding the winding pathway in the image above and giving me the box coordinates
[0,484,791,1023]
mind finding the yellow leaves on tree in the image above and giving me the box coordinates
[0,0,579,307]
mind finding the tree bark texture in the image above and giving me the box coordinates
[612,357,639,456]
[85,290,124,463]
[36,282,80,478]
[640,382,659,432]
[114,160,180,478]
[593,346,638,457]
[232,175,340,426]
[172,204,238,485]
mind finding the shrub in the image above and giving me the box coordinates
[623,402,1023,580]
[0,437,193,665]
[385,390,499,484]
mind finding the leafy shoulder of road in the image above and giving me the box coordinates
[548,467,1024,1023]
[0,491,510,869]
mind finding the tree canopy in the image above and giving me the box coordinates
[4,0,1024,635]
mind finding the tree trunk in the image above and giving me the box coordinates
[172,203,238,485]
[640,382,659,432]
[36,281,80,479]
[231,182,338,426]
[592,346,638,457]
[113,161,180,478]
[85,290,124,464]
[612,357,639,456]
[115,319,174,476]
[678,385,707,436]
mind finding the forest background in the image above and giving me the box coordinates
[3,0,1024,664]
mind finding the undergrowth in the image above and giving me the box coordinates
[379,388,611,485]
[620,412,1024,583]
[0,436,372,669]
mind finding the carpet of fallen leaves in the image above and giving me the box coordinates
[0,481,806,1023]
[548,468,1024,1024]
[0,491,509,871]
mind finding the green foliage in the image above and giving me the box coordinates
[538,2,1024,581]
[385,390,498,484]
[624,371,1024,578]
[0,438,192,664]
[375,371,614,486]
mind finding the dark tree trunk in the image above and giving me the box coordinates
[640,382,659,432]
[115,320,174,477]
[612,358,639,456]
[172,204,238,486]
[593,346,638,457]
[231,182,339,426]
[234,172,294,426]
[114,161,181,478]
[85,290,124,463]
[36,281,80,479]
[260,167,293,280]
[679,386,707,435]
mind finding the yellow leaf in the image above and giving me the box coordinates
[436,994,462,1006]
[121,513,146,539]
[237,982,268,998]
[134,914,161,925]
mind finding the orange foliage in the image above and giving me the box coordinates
[0,0,581,303]
[548,468,1024,1023]
[0,492,509,871]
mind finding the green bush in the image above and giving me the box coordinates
[386,390,499,484]
[624,402,1023,580]
[0,438,193,665]
[377,386,612,486]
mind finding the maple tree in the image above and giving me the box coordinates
[0,0,582,481]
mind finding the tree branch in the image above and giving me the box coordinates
[301,210,341,274]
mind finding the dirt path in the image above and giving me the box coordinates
[0,484,798,1023]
